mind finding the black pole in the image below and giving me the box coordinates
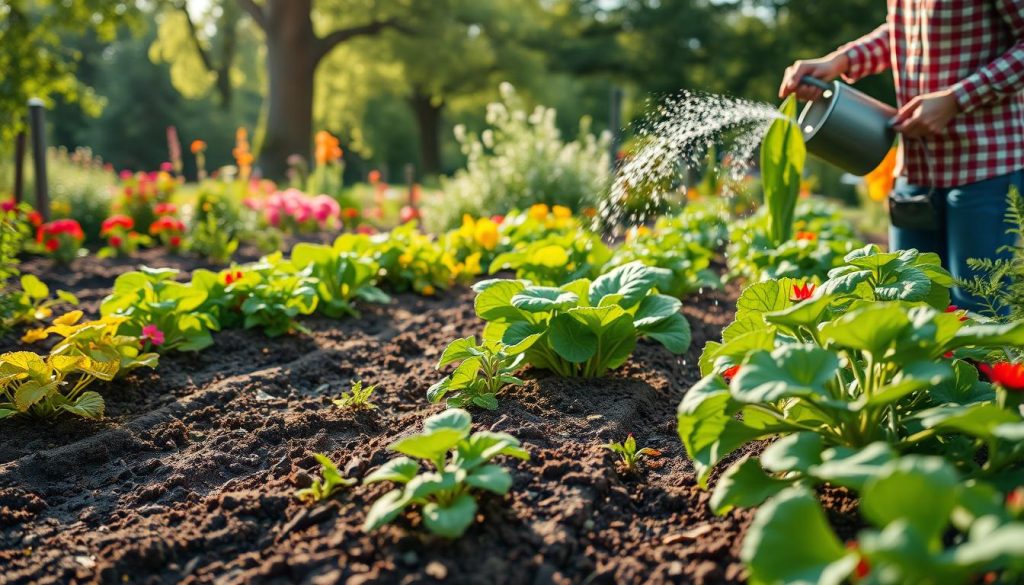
[13,131,26,203]
[28,98,49,221]
[609,86,624,170]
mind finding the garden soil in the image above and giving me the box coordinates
[0,251,857,584]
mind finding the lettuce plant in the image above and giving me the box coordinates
[290,242,389,318]
[427,337,524,410]
[475,261,691,377]
[294,453,356,504]
[821,244,954,309]
[100,266,217,352]
[0,351,118,420]
[363,409,529,538]
[232,255,319,337]
[488,230,612,286]
[743,457,1024,585]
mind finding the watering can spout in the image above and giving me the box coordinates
[796,76,897,176]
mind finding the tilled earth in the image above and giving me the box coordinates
[0,250,843,584]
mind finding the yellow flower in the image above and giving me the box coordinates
[422,284,436,296]
[552,205,572,220]
[464,252,482,276]
[33,307,52,321]
[399,253,413,267]
[473,217,499,250]
[528,203,549,222]
[340,283,350,297]
[21,328,48,344]
[458,215,476,239]
[625,225,651,243]
[533,244,569,267]
[52,310,84,326]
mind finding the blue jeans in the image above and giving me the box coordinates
[889,170,1022,313]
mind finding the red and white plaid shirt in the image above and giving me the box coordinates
[840,0,1024,187]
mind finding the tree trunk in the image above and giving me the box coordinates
[409,90,443,176]
[259,0,315,179]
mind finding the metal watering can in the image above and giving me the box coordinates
[797,76,897,176]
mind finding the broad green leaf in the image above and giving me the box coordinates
[918,403,1020,441]
[423,408,472,434]
[422,494,478,538]
[952,321,1024,348]
[548,314,597,363]
[735,279,793,323]
[633,294,682,328]
[390,429,466,461]
[475,280,526,321]
[362,489,410,531]
[588,261,668,307]
[20,274,49,299]
[731,345,839,403]
[868,361,952,406]
[465,464,513,494]
[511,287,579,312]
[761,432,824,474]
[711,456,794,515]
[364,457,421,485]
[765,294,834,331]
[14,379,56,410]
[501,322,543,354]
[819,303,911,354]
[437,337,480,369]
[760,96,806,246]
[742,487,856,585]
[808,442,896,491]
[861,456,959,543]
[639,312,691,354]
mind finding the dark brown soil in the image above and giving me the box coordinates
[0,253,854,585]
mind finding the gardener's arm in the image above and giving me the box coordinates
[779,24,890,101]
[896,1,1024,138]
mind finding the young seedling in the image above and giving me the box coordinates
[333,380,378,411]
[603,434,661,473]
[363,408,529,538]
[294,453,356,504]
[427,337,523,410]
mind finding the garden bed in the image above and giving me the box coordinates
[0,257,861,585]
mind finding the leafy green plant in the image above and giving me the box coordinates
[290,241,389,318]
[475,261,691,377]
[427,337,524,410]
[363,409,529,538]
[743,457,1024,585]
[821,244,954,309]
[33,311,159,374]
[8,274,78,327]
[100,266,218,352]
[603,434,661,473]
[333,380,378,411]
[190,213,239,264]
[371,223,476,295]
[294,453,356,504]
[761,95,806,246]
[232,255,319,337]
[488,230,612,287]
[681,279,1024,491]
[0,350,118,420]
[609,226,719,298]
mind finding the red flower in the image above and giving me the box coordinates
[154,203,178,216]
[26,211,42,227]
[109,235,123,248]
[794,231,817,242]
[946,305,969,322]
[491,215,505,224]
[978,362,1024,392]
[39,219,84,241]
[1,199,15,212]
[399,205,420,224]
[169,235,182,248]
[101,214,134,235]
[846,541,870,580]
[149,216,185,235]
[224,270,244,285]
[45,239,59,252]
[791,282,816,302]
[356,225,376,235]
[1007,487,1024,513]
[342,207,360,220]
[722,365,740,383]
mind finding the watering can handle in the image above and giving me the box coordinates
[799,76,834,91]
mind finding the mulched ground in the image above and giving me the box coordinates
[0,249,851,584]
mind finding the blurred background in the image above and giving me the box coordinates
[1,0,891,180]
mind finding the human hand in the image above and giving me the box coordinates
[891,89,961,139]
[779,53,850,100]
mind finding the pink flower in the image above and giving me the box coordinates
[119,170,133,180]
[141,324,165,347]
[160,162,173,172]
[312,195,340,224]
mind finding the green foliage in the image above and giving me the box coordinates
[333,380,378,411]
[822,244,954,309]
[363,409,529,538]
[603,434,661,473]
[39,312,159,375]
[427,337,524,410]
[7,274,79,327]
[489,230,613,287]
[475,261,691,377]
[232,256,319,337]
[294,453,356,504]
[610,222,720,299]
[100,266,217,352]
[743,458,1024,585]
[371,223,477,295]
[960,186,1024,323]
[291,241,389,319]
[761,96,807,246]
[430,84,611,230]
[0,351,118,420]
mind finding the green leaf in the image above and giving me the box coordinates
[868,361,952,406]
[423,408,473,434]
[364,457,421,485]
[761,432,824,474]
[819,303,911,354]
[20,274,49,299]
[15,379,56,411]
[437,337,480,369]
[511,287,579,312]
[465,464,513,494]
[760,96,807,246]
[731,345,839,403]
[633,294,682,328]
[875,266,931,301]
[588,261,668,307]
[710,456,794,515]
[765,294,834,331]
[742,487,856,585]
[475,280,526,321]
[735,279,793,322]
[860,456,959,543]
[362,489,410,532]
[422,494,478,538]
[918,403,1020,442]
[639,312,691,354]
[952,321,1024,348]
[501,322,544,354]
[808,442,896,491]
[548,313,599,364]
[390,429,466,461]
[61,391,105,419]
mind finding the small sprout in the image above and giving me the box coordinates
[603,434,661,473]
[294,453,355,504]
[333,380,377,411]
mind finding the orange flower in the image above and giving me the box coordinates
[795,231,817,242]
[190,140,207,154]
[368,170,381,185]
[315,131,343,165]
[864,147,898,202]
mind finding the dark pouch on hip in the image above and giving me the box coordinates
[888,189,941,230]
